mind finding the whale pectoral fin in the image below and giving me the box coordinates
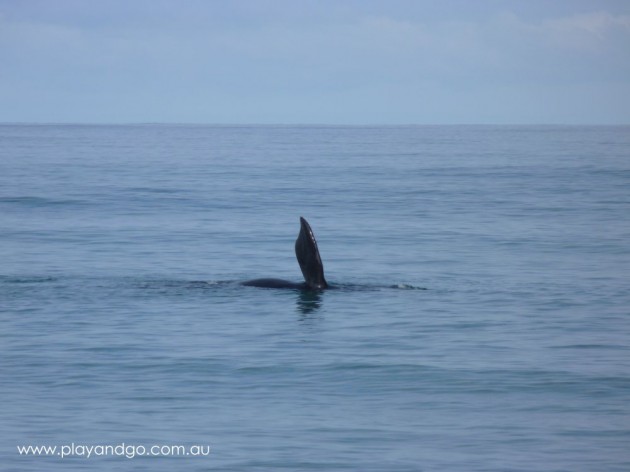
[295,217,328,289]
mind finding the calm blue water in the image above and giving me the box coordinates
[1,124,629,471]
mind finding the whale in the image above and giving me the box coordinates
[242,217,329,290]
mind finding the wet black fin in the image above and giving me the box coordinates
[295,217,328,290]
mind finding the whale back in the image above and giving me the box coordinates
[295,217,328,290]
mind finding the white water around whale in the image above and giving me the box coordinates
[2,124,630,471]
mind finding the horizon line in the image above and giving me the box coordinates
[1,121,629,127]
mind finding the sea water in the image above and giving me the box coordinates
[1,124,629,471]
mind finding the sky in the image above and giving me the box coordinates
[1,0,629,124]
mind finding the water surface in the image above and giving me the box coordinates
[1,124,629,471]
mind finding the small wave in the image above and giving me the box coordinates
[333,282,427,291]
[126,187,184,194]
[0,275,58,284]
[187,280,234,288]
[0,196,85,207]
[390,283,427,290]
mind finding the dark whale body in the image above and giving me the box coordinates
[242,217,329,290]
[241,278,307,289]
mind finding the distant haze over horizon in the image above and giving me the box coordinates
[1,0,629,125]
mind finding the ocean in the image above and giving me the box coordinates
[1,124,629,471]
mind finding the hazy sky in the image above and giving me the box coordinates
[1,0,629,124]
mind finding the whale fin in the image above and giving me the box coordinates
[295,217,328,290]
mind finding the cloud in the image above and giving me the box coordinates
[544,11,630,42]
[493,10,630,56]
